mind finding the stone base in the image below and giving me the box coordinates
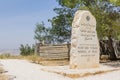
[41,65,120,78]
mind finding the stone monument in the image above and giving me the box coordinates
[70,10,100,69]
[41,11,118,78]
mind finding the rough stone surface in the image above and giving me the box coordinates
[70,10,100,69]
[42,65,120,78]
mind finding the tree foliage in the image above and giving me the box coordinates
[50,0,120,41]
[20,44,34,56]
[110,0,120,6]
[49,7,74,43]
[87,2,120,39]
[57,0,120,7]
[34,22,53,43]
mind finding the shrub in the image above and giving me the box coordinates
[0,53,11,59]
[19,44,35,56]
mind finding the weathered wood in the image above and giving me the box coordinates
[37,44,70,60]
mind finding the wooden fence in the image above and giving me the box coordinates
[36,44,70,60]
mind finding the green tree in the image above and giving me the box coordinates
[87,2,120,39]
[34,22,53,44]
[110,0,120,6]
[20,44,34,56]
[49,0,120,59]
[49,7,73,43]
[51,0,120,40]
[57,0,120,7]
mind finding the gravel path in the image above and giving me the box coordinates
[0,59,71,80]
[1,59,120,80]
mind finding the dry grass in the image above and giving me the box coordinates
[0,67,8,80]
[22,55,46,64]
[0,53,69,66]
[0,53,22,59]
[21,55,69,66]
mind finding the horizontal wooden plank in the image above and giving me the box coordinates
[40,48,68,51]
[40,53,68,56]
[41,44,70,46]
[39,50,68,52]
[39,52,68,54]
[36,44,70,60]
[40,56,68,59]
[40,47,68,50]
[40,53,68,55]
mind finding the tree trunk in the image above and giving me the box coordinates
[108,36,117,60]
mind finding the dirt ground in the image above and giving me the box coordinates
[1,59,120,80]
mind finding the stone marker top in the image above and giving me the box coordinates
[72,10,96,30]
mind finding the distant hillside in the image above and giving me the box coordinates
[0,49,20,55]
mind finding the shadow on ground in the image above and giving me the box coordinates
[102,60,120,68]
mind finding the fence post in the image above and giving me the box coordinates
[67,43,70,61]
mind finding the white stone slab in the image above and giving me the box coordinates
[42,65,120,78]
[70,10,100,69]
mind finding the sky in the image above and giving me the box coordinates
[0,0,59,49]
